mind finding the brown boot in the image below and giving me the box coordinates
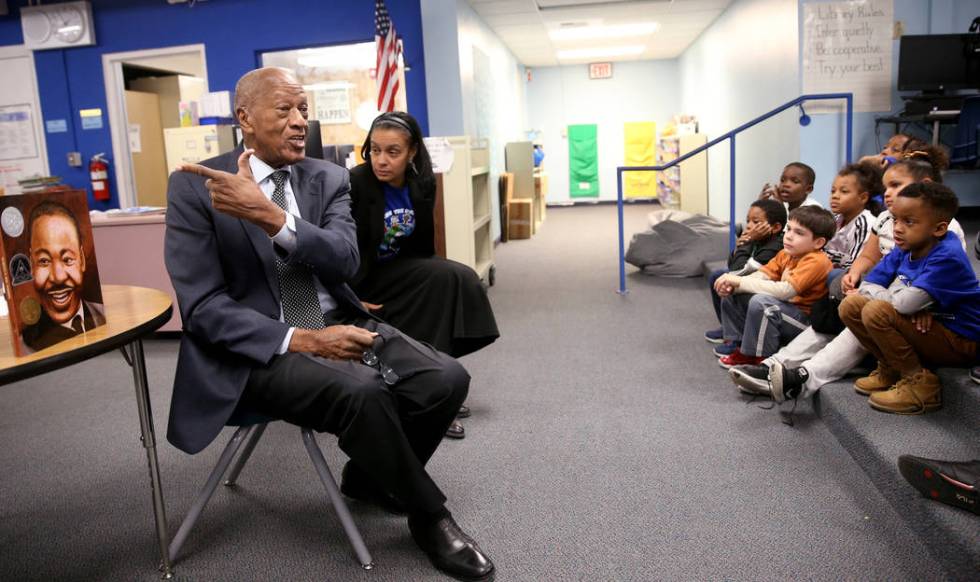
[868,369,942,415]
[854,364,900,395]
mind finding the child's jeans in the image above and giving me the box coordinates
[708,267,727,323]
[720,293,810,357]
[839,295,976,375]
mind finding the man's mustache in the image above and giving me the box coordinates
[43,284,77,294]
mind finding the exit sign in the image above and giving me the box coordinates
[589,62,613,79]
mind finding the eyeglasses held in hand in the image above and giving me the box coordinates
[361,336,399,386]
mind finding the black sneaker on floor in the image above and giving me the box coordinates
[770,361,807,404]
[971,367,980,385]
[729,364,771,396]
[898,455,979,516]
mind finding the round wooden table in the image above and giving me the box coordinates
[0,285,177,578]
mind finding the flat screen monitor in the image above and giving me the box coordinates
[305,119,324,159]
[897,34,980,92]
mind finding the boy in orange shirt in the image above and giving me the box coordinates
[715,206,836,368]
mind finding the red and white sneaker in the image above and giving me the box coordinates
[718,349,765,369]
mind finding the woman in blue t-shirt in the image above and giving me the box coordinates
[349,112,499,439]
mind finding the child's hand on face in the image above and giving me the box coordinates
[758,183,778,200]
[742,221,771,242]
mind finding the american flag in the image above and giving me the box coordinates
[375,0,402,112]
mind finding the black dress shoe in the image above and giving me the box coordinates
[445,420,465,439]
[457,404,471,419]
[339,462,406,515]
[409,514,495,581]
[898,455,979,515]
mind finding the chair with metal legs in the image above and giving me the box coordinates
[167,410,374,570]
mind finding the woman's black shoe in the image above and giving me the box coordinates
[456,404,471,418]
[445,420,465,439]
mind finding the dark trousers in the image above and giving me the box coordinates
[708,267,727,324]
[240,316,469,515]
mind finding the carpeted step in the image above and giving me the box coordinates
[813,368,980,579]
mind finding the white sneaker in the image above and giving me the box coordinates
[729,365,772,397]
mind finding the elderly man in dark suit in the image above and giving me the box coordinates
[164,67,493,581]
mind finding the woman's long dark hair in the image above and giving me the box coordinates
[360,112,434,191]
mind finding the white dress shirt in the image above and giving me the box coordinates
[249,154,338,353]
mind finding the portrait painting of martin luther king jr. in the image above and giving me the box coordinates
[0,191,105,355]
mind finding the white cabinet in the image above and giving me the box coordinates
[438,136,494,283]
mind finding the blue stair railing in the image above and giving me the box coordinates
[615,92,853,294]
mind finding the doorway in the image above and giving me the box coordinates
[102,45,207,208]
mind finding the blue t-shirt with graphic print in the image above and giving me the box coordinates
[378,183,415,261]
[864,231,980,341]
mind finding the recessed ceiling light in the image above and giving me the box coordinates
[556,45,646,60]
[550,22,660,41]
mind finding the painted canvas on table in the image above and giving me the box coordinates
[0,190,105,355]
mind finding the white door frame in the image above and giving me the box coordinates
[102,44,207,208]
[0,44,49,177]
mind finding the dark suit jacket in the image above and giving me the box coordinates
[348,163,436,286]
[21,299,106,352]
[164,148,370,454]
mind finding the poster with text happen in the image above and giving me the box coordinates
[803,0,893,113]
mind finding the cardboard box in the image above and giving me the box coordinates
[507,199,533,240]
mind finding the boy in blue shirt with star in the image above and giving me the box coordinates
[838,182,979,414]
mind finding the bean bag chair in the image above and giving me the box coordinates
[625,211,730,278]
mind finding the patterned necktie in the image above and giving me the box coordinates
[270,171,325,329]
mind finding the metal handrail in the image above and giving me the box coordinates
[615,92,853,294]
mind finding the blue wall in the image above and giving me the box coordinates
[0,0,429,209]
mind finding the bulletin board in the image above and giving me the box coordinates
[0,47,48,194]
[623,121,657,199]
[568,124,598,198]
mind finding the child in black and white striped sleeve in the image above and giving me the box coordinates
[824,162,882,279]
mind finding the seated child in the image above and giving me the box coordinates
[714,206,836,368]
[844,146,966,292]
[824,162,881,273]
[838,182,979,415]
[859,133,912,167]
[729,147,966,401]
[758,162,820,212]
[705,199,787,345]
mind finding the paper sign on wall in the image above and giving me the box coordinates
[314,87,352,125]
[128,124,142,153]
[802,0,894,113]
[80,108,104,130]
[46,119,68,134]
[0,104,38,161]
[423,137,454,173]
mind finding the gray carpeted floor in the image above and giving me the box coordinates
[0,204,957,581]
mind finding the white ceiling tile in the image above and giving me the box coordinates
[466,0,733,65]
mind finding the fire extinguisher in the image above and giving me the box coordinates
[89,153,110,201]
